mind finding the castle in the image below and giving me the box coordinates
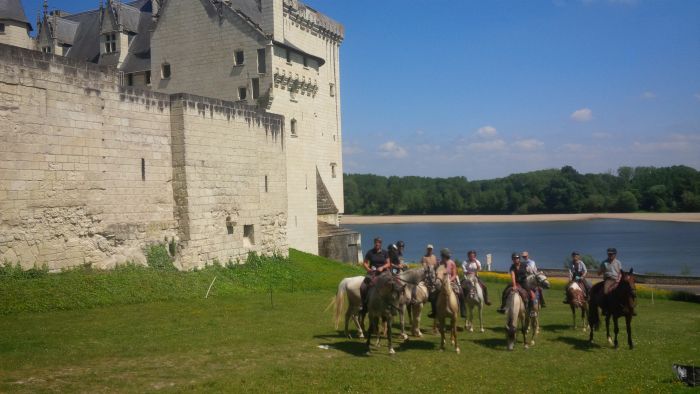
[0,0,361,269]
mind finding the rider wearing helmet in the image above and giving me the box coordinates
[497,252,530,314]
[461,250,491,305]
[563,251,591,303]
[389,241,408,274]
[521,251,545,308]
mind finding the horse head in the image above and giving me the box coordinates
[462,273,478,297]
[423,264,436,291]
[621,268,637,301]
[535,272,551,289]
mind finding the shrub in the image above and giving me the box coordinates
[146,244,176,270]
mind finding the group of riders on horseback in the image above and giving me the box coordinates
[359,238,632,327]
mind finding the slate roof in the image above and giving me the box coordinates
[317,169,339,215]
[0,0,33,30]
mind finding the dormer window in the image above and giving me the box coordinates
[104,33,117,53]
[234,50,244,66]
[161,63,171,79]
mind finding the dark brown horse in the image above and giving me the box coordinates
[588,269,637,349]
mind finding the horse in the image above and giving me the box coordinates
[565,281,588,331]
[505,286,527,351]
[461,273,485,333]
[330,276,365,338]
[395,265,435,339]
[588,269,636,349]
[523,271,550,341]
[365,271,406,355]
[435,265,460,353]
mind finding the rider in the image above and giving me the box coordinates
[360,237,391,311]
[563,251,590,303]
[521,251,545,308]
[599,247,622,294]
[422,244,438,315]
[461,250,491,305]
[497,252,530,314]
[389,242,408,275]
[428,248,463,318]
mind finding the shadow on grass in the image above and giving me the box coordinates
[397,340,435,352]
[472,338,504,350]
[555,336,601,351]
[319,341,368,357]
[541,324,571,333]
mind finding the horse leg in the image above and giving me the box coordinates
[452,317,460,353]
[582,305,588,332]
[399,305,408,340]
[412,303,423,337]
[613,316,620,349]
[365,319,375,355]
[387,317,395,355]
[439,317,446,351]
[571,304,576,329]
[344,307,353,338]
[626,314,633,349]
[530,314,538,346]
[466,304,473,332]
[606,314,613,345]
[352,314,364,338]
[478,303,484,333]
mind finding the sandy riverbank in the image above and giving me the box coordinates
[341,212,700,225]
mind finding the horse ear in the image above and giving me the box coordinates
[629,268,634,275]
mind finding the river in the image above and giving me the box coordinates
[345,219,700,275]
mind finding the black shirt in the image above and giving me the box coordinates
[365,248,389,270]
[509,263,527,284]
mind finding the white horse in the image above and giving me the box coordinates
[395,266,435,340]
[409,281,430,337]
[505,288,527,351]
[435,265,460,353]
[331,276,365,338]
[461,273,484,333]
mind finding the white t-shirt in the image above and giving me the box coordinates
[462,259,481,278]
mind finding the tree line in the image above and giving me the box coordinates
[343,165,700,215]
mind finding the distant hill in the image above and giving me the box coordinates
[344,165,700,215]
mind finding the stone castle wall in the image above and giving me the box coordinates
[0,44,287,270]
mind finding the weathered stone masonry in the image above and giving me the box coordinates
[0,44,287,270]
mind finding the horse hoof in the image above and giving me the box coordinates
[530,340,535,346]
[456,348,461,354]
[358,334,365,339]
[365,351,371,356]
[480,328,485,333]
[607,337,613,345]
[469,328,474,333]
[524,345,529,349]
[400,333,408,340]
[389,348,395,355]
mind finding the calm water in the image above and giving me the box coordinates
[346,219,700,275]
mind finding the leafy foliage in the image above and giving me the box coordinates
[344,165,700,214]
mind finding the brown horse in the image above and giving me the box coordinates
[566,281,588,331]
[588,269,636,349]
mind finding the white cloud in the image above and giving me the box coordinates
[513,139,544,151]
[415,144,441,153]
[476,125,498,138]
[466,139,507,152]
[641,91,656,100]
[561,143,585,152]
[631,133,700,153]
[379,141,408,158]
[571,108,593,122]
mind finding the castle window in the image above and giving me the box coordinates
[127,73,134,87]
[161,63,171,79]
[251,78,260,100]
[285,48,291,64]
[104,33,117,53]
[264,175,268,192]
[0,23,5,33]
[42,46,52,54]
[329,83,335,97]
[303,56,308,68]
[290,119,297,136]
[243,225,255,247]
[234,50,245,66]
[145,70,151,85]
[257,48,266,73]
[226,217,234,235]
[238,87,247,100]
[331,163,337,179]
[141,158,146,181]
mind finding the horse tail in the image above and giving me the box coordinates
[333,279,347,330]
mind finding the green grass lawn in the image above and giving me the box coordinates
[1,250,698,393]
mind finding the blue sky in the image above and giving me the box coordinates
[22,0,700,179]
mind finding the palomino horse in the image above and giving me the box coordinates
[435,265,460,353]
[365,271,406,355]
[566,281,588,331]
[331,276,365,338]
[506,271,551,350]
[588,269,636,349]
[461,273,485,333]
[395,266,435,339]
[505,287,527,351]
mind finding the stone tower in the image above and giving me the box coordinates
[0,0,34,49]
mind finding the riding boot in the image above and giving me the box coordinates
[497,287,508,314]
[459,294,467,318]
[428,297,437,318]
[480,282,491,305]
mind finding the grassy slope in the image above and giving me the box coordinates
[0,250,698,393]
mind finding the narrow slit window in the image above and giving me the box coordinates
[330,83,335,97]
[0,23,6,33]
[264,175,268,192]
[331,163,337,178]
[238,87,247,101]
[285,48,291,63]
[257,48,266,73]
[145,70,151,85]
[252,78,260,99]
[141,158,145,181]
[226,217,234,235]
[303,56,308,68]
[234,50,245,66]
[290,119,297,136]
[127,73,134,86]
[161,63,171,79]
[243,225,255,247]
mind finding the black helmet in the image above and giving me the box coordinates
[389,244,398,251]
[511,252,520,259]
[606,248,617,254]
[396,240,405,248]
